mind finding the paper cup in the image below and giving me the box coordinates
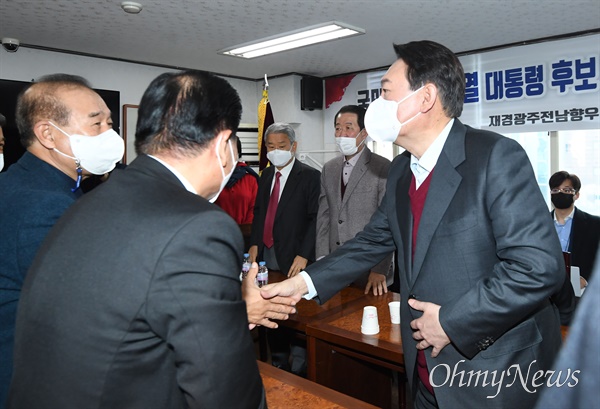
[388,301,400,324]
[361,306,380,335]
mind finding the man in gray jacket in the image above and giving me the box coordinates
[316,105,393,295]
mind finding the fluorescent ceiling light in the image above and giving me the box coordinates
[219,21,365,59]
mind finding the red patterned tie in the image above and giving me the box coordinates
[263,171,281,248]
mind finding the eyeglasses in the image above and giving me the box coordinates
[550,188,576,195]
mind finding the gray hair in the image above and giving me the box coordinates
[265,122,296,144]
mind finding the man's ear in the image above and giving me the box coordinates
[421,83,438,113]
[359,129,368,142]
[216,129,233,167]
[33,121,58,149]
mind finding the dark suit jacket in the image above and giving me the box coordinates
[0,152,81,408]
[8,155,265,409]
[552,207,600,281]
[250,159,320,274]
[305,120,565,408]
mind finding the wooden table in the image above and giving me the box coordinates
[306,291,406,409]
[262,271,407,408]
[259,360,378,409]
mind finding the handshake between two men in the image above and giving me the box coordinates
[242,262,304,329]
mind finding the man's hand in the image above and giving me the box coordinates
[260,274,307,303]
[408,299,451,358]
[248,245,258,263]
[287,255,308,277]
[365,271,388,295]
[580,276,588,290]
[243,262,297,330]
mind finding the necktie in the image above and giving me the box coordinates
[263,171,281,248]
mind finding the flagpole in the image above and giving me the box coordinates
[257,74,274,172]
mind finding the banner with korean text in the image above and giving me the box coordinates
[324,34,600,135]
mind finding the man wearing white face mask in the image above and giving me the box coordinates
[8,71,297,409]
[248,122,320,376]
[0,73,124,408]
[261,41,569,409]
[316,105,393,296]
[249,122,320,279]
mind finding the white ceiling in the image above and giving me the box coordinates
[1,0,599,80]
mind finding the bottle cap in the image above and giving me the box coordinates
[244,253,249,257]
[259,261,266,266]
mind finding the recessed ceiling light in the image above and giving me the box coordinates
[219,21,365,59]
[121,1,143,14]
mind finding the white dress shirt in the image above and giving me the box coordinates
[270,157,296,200]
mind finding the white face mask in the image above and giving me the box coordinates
[0,154,3,171]
[49,122,125,175]
[208,137,236,203]
[267,146,293,168]
[335,129,365,156]
[364,86,424,143]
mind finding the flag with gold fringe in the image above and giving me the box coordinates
[257,76,274,172]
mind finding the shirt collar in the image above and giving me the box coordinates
[275,157,295,179]
[344,146,365,167]
[554,207,575,222]
[409,118,454,186]
[148,154,197,194]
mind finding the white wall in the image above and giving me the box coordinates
[0,47,327,167]
[0,47,314,155]
[0,47,259,119]
[264,75,326,168]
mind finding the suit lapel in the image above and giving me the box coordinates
[276,160,300,219]
[329,157,344,207]
[411,121,466,284]
[261,166,275,207]
[394,155,414,284]
[341,148,370,208]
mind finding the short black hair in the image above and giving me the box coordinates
[393,40,465,118]
[15,73,93,147]
[549,171,581,192]
[135,70,242,157]
[0,113,6,128]
[334,105,366,130]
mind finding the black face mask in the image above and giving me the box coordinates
[551,192,574,209]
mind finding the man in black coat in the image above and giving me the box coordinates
[549,170,600,287]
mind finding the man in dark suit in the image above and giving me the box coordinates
[8,71,293,408]
[549,171,600,287]
[317,105,393,295]
[248,122,320,375]
[248,122,320,277]
[0,74,124,408]
[262,41,567,408]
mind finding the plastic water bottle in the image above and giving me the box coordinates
[257,261,269,288]
[241,253,251,280]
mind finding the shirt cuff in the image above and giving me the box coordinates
[299,271,317,300]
